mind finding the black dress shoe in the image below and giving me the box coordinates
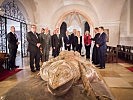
[96,65,101,67]
[11,68,15,70]
[14,65,19,68]
[99,67,105,69]
[31,70,36,72]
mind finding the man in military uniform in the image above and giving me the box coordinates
[40,27,52,62]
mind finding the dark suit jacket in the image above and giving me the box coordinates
[75,36,82,47]
[64,35,71,46]
[70,33,76,46]
[51,35,54,48]
[52,34,62,48]
[92,33,100,44]
[7,32,18,49]
[97,32,107,49]
[27,31,40,52]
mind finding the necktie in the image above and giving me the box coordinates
[34,33,38,39]
[14,33,18,39]
[57,34,59,39]
[14,33,16,37]
[67,36,69,40]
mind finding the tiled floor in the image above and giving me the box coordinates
[103,77,133,88]
[98,63,133,100]
[0,55,133,100]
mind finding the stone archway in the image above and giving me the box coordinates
[53,9,96,38]
[55,10,94,30]
[51,4,99,36]
[52,5,99,56]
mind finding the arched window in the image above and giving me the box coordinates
[84,21,90,33]
[60,22,67,37]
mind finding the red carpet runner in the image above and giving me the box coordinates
[0,68,22,81]
[126,67,133,72]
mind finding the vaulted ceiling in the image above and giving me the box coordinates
[0,0,126,26]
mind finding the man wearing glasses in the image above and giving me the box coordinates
[27,25,41,72]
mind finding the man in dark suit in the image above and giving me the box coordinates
[70,29,76,51]
[51,30,56,57]
[39,28,45,62]
[92,27,100,65]
[64,31,71,51]
[7,26,19,70]
[52,28,62,57]
[96,26,107,69]
[27,25,41,72]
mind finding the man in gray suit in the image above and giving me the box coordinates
[40,27,51,62]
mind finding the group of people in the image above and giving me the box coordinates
[64,29,92,60]
[7,24,107,72]
[63,27,107,70]
[92,27,107,69]
[27,25,64,72]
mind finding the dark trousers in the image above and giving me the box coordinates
[52,49,54,56]
[53,47,60,58]
[85,45,91,59]
[8,48,17,69]
[72,44,76,51]
[76,44,81,55]
[65,45,71,51]
[29,49,40,70]
[98,47,106,68]
[92,45,99,64]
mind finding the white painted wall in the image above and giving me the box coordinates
[120,0,133,46]
[1,0,130,46]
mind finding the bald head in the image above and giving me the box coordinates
[10,26,15,33]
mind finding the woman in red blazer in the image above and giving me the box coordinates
[84,31,92,59]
